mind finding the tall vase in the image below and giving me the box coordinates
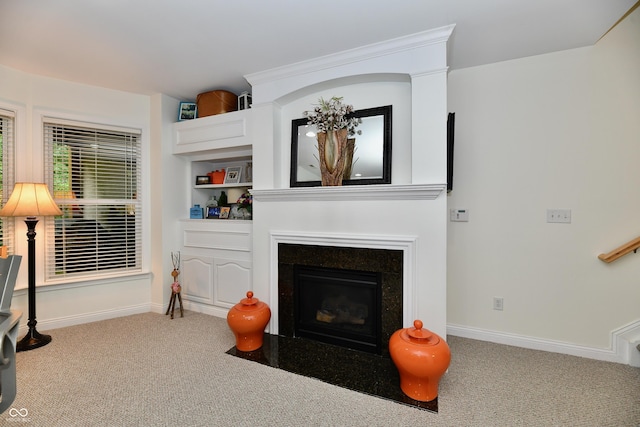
[389,320,451,402]
[343,138,356,180]
[317,129,349,186]
[227,291,271,352]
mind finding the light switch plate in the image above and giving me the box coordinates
[546,209,571,223]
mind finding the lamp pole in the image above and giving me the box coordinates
[0,182,61,352]
[16,217,52,352]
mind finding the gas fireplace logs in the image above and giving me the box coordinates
[316,295,368,325]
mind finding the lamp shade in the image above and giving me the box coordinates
[0,183,62,217]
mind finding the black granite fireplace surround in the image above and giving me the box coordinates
[227,243,438,412]
[279,244,403,356]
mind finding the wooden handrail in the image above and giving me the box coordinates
[598,236,640,263]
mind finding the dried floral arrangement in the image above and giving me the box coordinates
[303,96,361,136]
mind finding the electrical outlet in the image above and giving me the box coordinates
[493,297,504,311]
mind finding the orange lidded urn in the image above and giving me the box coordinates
[389,320,451,402]
[212,169,225,184]
[227,291,271,352]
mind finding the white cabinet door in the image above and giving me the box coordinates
[213,257,252,308]
[181,255,214,304]
[178,220,252,317]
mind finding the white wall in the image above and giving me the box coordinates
[0,65,155,330]
[150,93,185,314]
[447,8,640,354]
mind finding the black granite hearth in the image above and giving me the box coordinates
[226,333,438,412]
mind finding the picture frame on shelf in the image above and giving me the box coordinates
[224,166,243,184]
[206,206,221,219]
[219,207,230,219]
[178,102,197,121]
[195,175,210,185]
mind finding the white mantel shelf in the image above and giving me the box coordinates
[250,184,446,202]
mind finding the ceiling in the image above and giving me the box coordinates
[0,0,636,101]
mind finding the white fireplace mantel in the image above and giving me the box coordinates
[251,183,446,202]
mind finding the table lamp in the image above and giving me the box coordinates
[0,183,62,351]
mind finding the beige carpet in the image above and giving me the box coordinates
[5,311,640,426]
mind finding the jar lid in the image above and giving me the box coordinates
[240,291,258,306]
[406,320,440,345]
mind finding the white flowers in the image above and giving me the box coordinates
[303,96,362,136]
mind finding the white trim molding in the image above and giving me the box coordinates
[251,184,445,202]
[246,26,454,104]
[22,303,151,335]
[448,319,640,365]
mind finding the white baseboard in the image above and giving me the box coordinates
[20,303,151,335]
[16,301,225,337]
[150,302,165,315]
[448,320,640,365]
[181,300,229,319]
[613,319,640,367]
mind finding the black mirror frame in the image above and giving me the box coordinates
[290,105,392,187]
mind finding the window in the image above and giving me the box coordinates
[43,119,141,280]
[0,109,15,252]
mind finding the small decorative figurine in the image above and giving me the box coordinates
[165,251,184,319]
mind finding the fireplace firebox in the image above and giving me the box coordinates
[294,265,382,353]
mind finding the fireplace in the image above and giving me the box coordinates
[227,240,439,411]
[240,29,450,411]
[279,243,403,357]
[294,265,382,353]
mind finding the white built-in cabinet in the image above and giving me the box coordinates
[172,109,253,318]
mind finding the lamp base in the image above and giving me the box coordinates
[16,328,52,352]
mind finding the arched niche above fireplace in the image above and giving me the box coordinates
[290,104,393,187]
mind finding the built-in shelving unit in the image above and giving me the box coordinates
[172,109,254,318]
[173,109,253,215]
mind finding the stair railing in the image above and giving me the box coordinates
[598,236,640,263]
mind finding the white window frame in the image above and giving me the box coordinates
[43,117,142,281]
[0,107,16,254]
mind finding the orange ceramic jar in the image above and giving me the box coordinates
[226,291,271,352]
[389,320,451,402]
[212,169,225,184]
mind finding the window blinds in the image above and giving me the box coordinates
[0,109,15,252]
[43,119,142,280]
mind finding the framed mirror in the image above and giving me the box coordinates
[290,105,392,187]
